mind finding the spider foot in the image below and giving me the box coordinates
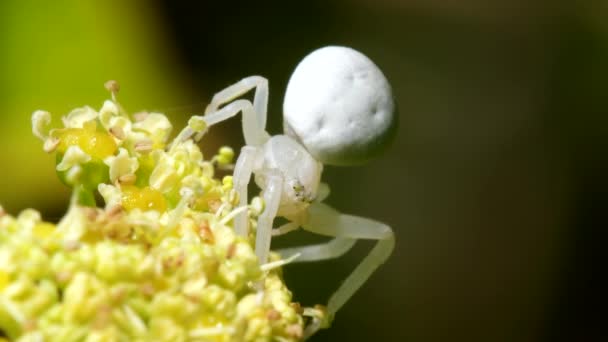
[302,305,333,339]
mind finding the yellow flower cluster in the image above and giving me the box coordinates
[0,85,306,341]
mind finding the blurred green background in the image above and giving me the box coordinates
[1,1,606,341]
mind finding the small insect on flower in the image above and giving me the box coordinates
[181,46,397,338]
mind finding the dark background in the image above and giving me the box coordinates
[1,1,606,340]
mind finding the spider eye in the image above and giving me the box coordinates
[289,181,308,202]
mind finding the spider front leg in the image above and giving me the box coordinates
[232,145,259,236]
[204,76,271,146]
[278,202,395,337]
[203,99,270,146]
[255,169,284,264]
[172,98,269,148]
[206,76,268,130]
[174,76,271,147]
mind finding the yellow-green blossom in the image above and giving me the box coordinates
[1,85,312,341]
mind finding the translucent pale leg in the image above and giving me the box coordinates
[202,99,270,146]
[232,146,259,236]
[316,182,331,202]
[255,171,283,264]
[278,237,356,262]
[205,75,269,131]
[271,222,300,236]
[282,202,395,337]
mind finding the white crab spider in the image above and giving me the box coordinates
[182,46,396,335]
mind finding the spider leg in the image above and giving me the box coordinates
[201,99,270,146]
[202,76,270,146]
[315,182,331,202]
[271,222,300,236]
[279,202,394,337]
[205,76,268,131]
[255,170,283,264]
[174,76,270,146]
[232,146,259,236]
[278,237,356,261]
